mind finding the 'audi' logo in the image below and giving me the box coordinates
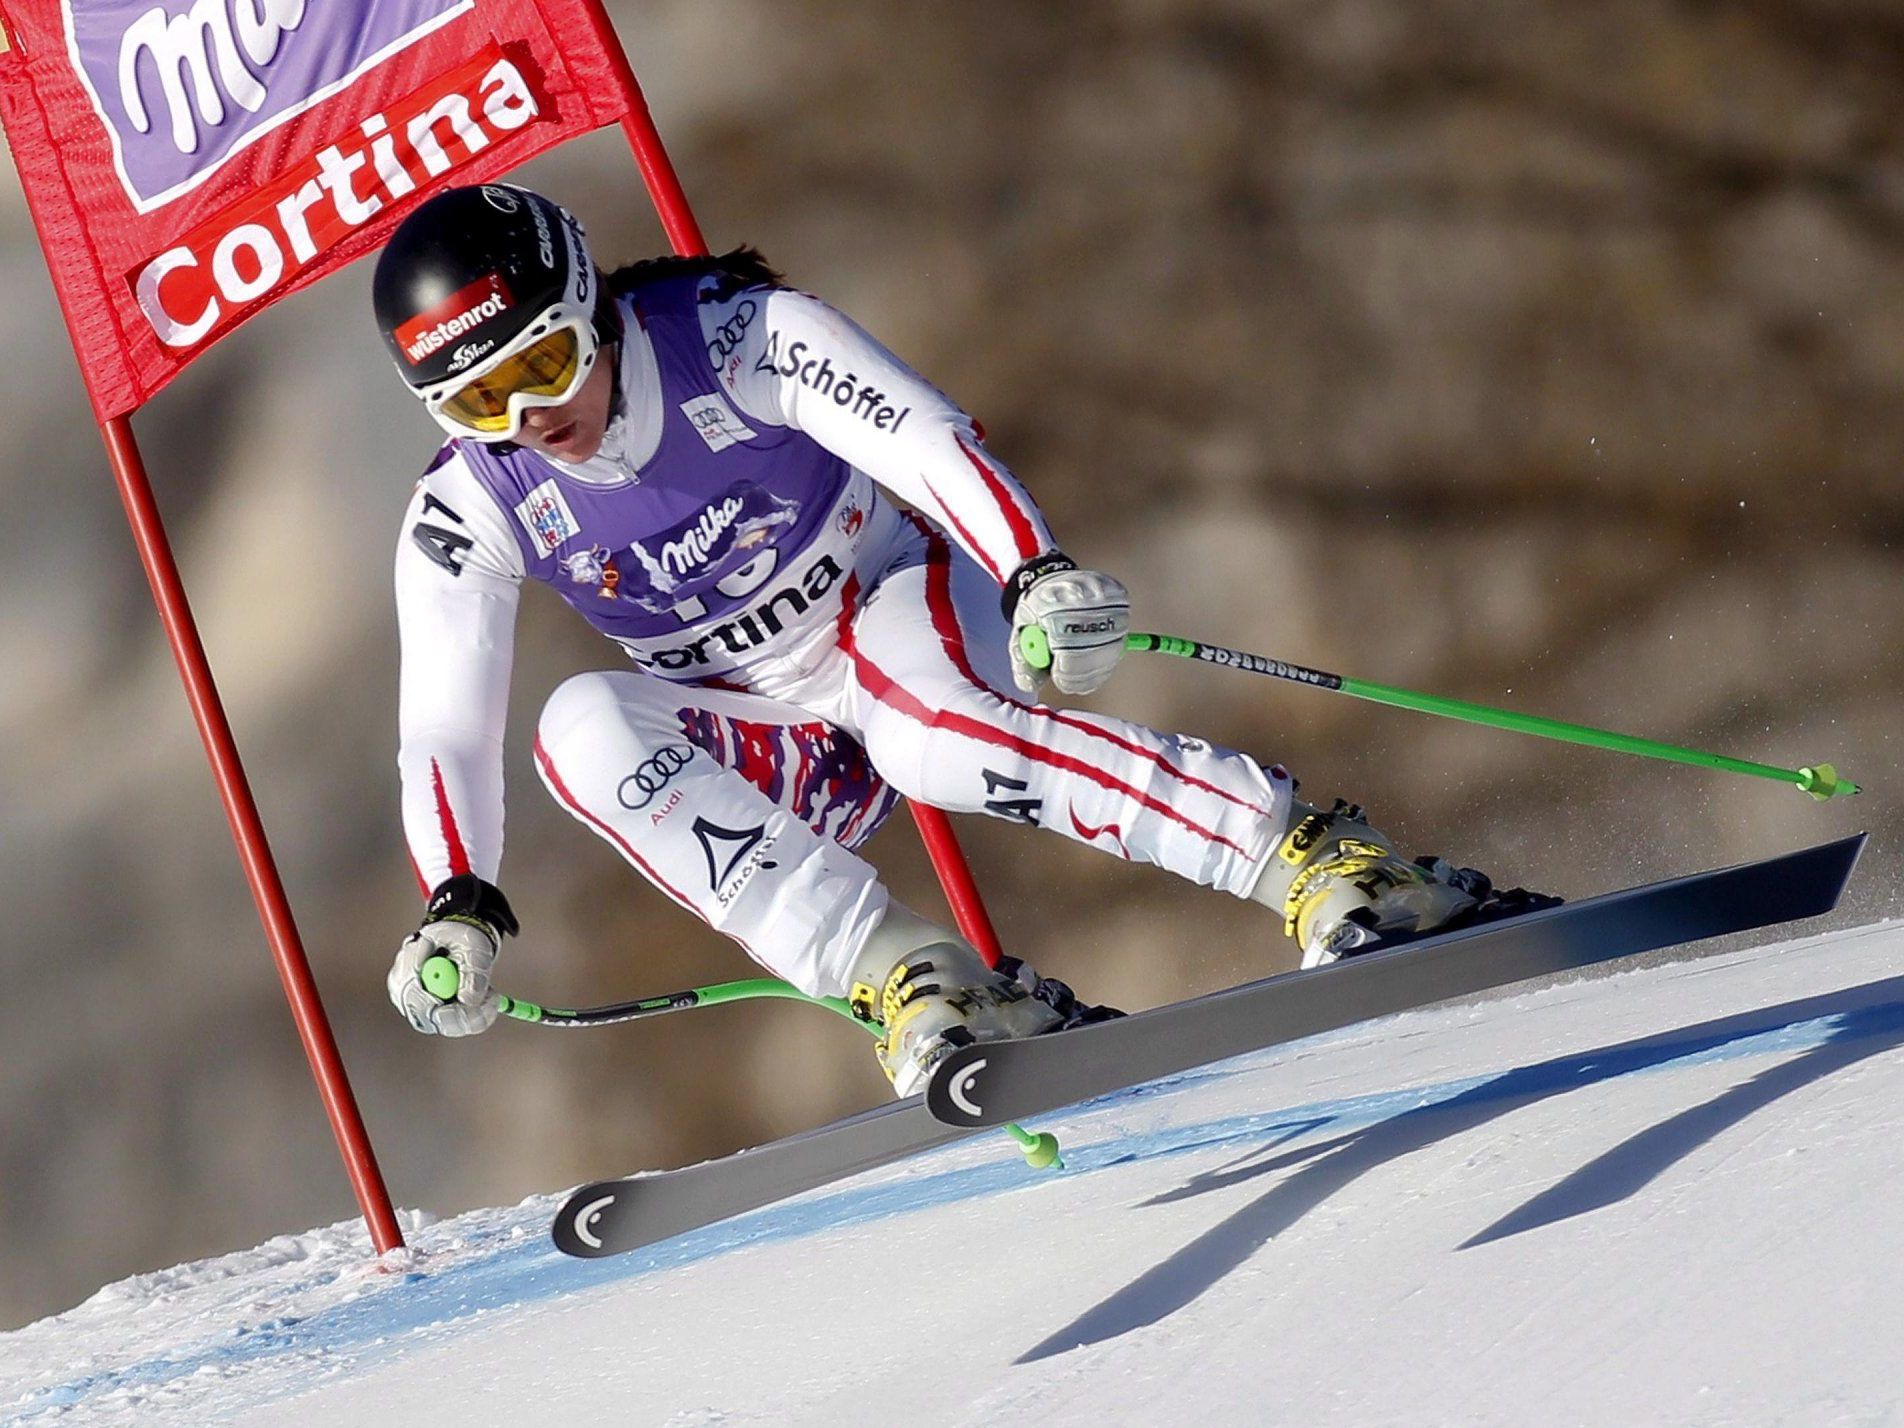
[704,299,758,365]
[617,745,695,810]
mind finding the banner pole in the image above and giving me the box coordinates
[589,9,1007,963]
[576,0,708,255]
[614,106,708,257]
[99,414,405,1256]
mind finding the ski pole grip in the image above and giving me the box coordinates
[419,954,462,1002]
[1017,625,1053,672]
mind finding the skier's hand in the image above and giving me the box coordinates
[387,874,519,1037]
[1005,554,1130,697]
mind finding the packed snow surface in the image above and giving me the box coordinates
[5,918,1903,1426]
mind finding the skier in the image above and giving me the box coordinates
[379,184,1502,1095]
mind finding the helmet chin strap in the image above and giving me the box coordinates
[591,268,625,347]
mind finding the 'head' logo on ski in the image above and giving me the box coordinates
[945,1058,989,1120]
[569,1192,617,1252]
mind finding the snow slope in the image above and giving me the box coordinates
[5,917,1903,1427]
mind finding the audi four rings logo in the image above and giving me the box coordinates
[617,745,695,810]
[704,298,758,366]
[946,1058,989,1118]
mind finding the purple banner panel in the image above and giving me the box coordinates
[62,0,471,212]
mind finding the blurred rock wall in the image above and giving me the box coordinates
[1,0,1899,1328]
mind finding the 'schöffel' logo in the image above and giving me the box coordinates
[396,274,514,366]
[132,48,543,349]
[64,0,475,213]
[754,332,911,432]
[692,818,778,905]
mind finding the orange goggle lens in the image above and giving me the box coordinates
[439,327,585,433]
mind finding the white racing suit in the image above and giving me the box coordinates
[397,266,1290,997]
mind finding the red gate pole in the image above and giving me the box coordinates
[584,4,1011,964]
[100,414,405,1256]
[904,805,1006,965]
[576,0,707,257]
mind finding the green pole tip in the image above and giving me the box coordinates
[1017,624,1053,672]
[1798,764,1859,801]
[419,955,461,1002]
[1013,1128,1063,1171]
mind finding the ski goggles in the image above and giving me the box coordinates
[418,309,599,442]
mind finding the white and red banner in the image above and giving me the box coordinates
[0,0,637,419]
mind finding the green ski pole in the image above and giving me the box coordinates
[417,958,863,1029]
[417,956,1063,1170]
[1016,627,1858,801]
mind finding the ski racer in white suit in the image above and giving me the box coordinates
[379,185,1500,1095]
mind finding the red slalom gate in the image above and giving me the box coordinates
[0,0,1008,1256]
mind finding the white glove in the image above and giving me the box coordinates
[387,875,517,1037]
[1005,554,1131,696]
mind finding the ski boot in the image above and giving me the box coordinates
[847,904,1118,1097]
[1248,798,1497,969]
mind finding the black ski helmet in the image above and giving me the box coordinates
[373,185,619,435]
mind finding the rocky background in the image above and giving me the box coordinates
[1,0,1899,1330]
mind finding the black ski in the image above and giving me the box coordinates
[553,1097,978,1258]
[553,834,1862,1258]
[924,833,1865,1129]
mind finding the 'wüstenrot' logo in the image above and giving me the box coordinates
[396,274,514,365]
[62,0,474,213]
[132,48,544,350]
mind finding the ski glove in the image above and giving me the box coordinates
[387,874,520,1037]
[1003,553,1131,697]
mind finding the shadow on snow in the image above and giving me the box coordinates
[1018,974,1904,1363]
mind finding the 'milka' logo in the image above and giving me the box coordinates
[67,0,473,212]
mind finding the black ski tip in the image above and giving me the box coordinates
[1809,831,1867,908]
[553,1180,629,1258]
[1741,831,1866,925]
[1789,833,1865,921]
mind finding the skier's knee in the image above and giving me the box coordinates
[857,725,924,804]
[537,672,626,752]
[860,680,1010,806]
